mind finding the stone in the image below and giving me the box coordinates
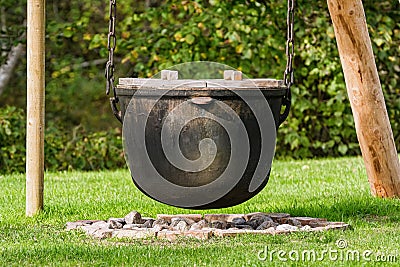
[325,222,351,230]
[123,224,146,229]
[293,217,327,226]
[157,214,202,223]
[231,217,246,226]
[183,230,213,240]
[112,229,156,239]
[234,225,254,230]
[91,221,111,229]
[243,212,269,221]
[214,229,264,237]
[170,217,185,227]
[266,213,291,223]
[247,215,273,229]
[92,229,114,239]
[210,220,227,230]
[285,218,302,227]
[170,217,195,227]
[189,220,208,230]
[75,220,102,225]
[152,218,169,227]
[108,218,125,224]
[153,224,169,232]
[276,224,298,231]
[256,221,278,230]
[204,214,245,223]
[157,230,212,241]
[309,220,329,228]
[173,220,189,232]
[124,211,142,224]
[157,230,180,241]
[108,220,125,229]
[143,219,155,228]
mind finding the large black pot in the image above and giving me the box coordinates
[116,77,289,209]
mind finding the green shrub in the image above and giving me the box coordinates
[0,106,26,173]
[0,106,125,174]
[92,0,398,158]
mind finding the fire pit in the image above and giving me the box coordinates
[66,211,350,241]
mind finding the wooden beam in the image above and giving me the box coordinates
[328,0,400,197]
[26,0,45,216]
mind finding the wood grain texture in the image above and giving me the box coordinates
[26,0,45,216]
[328,0,400,197]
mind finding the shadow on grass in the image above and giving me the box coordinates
[281,196,400,222]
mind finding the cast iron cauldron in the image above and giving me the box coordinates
[116,72,289,209]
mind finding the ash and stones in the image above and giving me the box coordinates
[66,211,350,241]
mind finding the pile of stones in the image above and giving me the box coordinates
[66,211,350,241]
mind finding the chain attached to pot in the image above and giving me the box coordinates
[105,0,122,122]
[280,0,295,124]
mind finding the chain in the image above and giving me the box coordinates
[105,0,122,122]
[279,0,295,125]
[284,0,295,89]
[105,0,117,96]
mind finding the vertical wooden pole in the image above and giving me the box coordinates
[328,0,400,197]
[26,0,45,216]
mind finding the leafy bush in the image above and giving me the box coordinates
[0,106,125,174]
[90,0,398,158]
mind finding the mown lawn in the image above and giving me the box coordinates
[1,156,400,266]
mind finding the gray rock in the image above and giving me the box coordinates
[153,224,169,232]
[123,224,146,229]
[124,211,142,224]
[276,224,298,231]
[231,217,246,226]
[108,218,125,224]
[256,221,278,230]
[152,218,169,228]
[91,221,111,229]
[234,224,254,230]
[143,219,155,228]
[112,229,156,239]
[286,218,302,227]
[247,215,273,229]
[210,220,227,229]
[92,229,114,239]
[173,220,189,231]
[108,218,125,229]
[189,220,208,230]
[170,217,195,227]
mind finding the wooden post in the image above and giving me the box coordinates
[328,0,400,197]
[26,0,45,216]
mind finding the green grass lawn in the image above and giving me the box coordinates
[1,156,400,266]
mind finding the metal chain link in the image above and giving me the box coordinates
[105,0,122,122]
[279,0,295,124]
[105,0,116,96]
[284,0,295,89]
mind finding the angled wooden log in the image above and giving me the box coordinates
[26,0,45,216]
[328,0,400,197]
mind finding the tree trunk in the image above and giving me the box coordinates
[327,0,400,197]
[0,43,25,96]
